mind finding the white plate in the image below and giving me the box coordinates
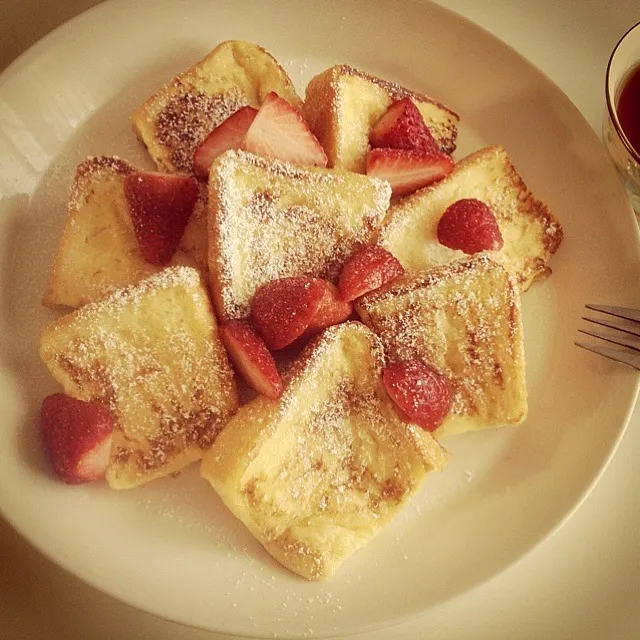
[0,0,638,637]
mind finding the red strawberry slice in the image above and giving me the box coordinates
[436,198,504,255]
[193,106,258,177]
[338,245,405,301]
[382,361,452,432]
[124,171,198,265]
[370,97,438,153]
[220,321,283,399]
[40,393,114,484]
[304,281,353,335]
[251,276,326,350]
[242,92,328,167]
[366,148,454,197]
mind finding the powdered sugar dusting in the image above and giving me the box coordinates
[205,322,444,579]
[357,254,526,425]
[74,265,200,318]
[209,151,391,320]
[42,266,238,486]
[154,86,248,173]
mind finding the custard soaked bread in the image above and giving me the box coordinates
[40,267,239,489]
[208,150,392,321]
[201,322,448,580]
[378,145,563,291]
[132,40,302,175]
[356,254,527,437]
[43,156,198,309]
[176,181,210,273]
[303,65,459,173]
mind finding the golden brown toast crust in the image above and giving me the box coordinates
[333,65,458,126]
[40,267,239,489]
[281,324,448,471]
[131,40,303,175]
[378,145,563,291]
[500,152,563,257]
[201,322,447,579]
[303,64,459,172]
[356,254,527,437]
[207,150,391,321]
[69,156,134,205]
[43,156,204,309]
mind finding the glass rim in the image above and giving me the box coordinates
[605,20,640,165]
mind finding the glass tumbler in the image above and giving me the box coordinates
[603,20,640,217]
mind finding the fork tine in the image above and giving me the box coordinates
[578,328,640,352]
[582,315,640,338]
[575,341,640,371]
[585,304,640,323]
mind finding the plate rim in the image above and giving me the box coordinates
[1,0,639,636]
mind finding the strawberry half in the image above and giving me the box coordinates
[436,198,504,254]
[382,360,452,432]
[338,245,405,301]
[220,321,283,399]
[40,393,114,484]
[124,171,198,265]
[242,92,328,167]
[304,281,353,335]
[370,97,438,153]
[366,148,454,197]
[193,106,258,177]
[251,276,326,350]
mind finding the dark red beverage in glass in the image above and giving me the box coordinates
[617,63,640,156]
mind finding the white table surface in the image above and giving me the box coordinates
[1,1,639,639]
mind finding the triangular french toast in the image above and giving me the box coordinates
[303,65,459,173]
[377,145,563,291]
[201,321,448,580]
[207,150,392,321]
[131,40,303,175]
[356,253,527,437]
[43,156,203,309]
[40,266,239,489]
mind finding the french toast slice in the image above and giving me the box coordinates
[303,65,459,173]
[201,321,448,580]
[42,156,202,309]
[40,267,239,489]
[131,40,303,175]
[208,150,392,321]
[377,145,563,291]
[177,180,210,273]
[356,253,527,437]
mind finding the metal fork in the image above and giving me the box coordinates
[575,304,640,371]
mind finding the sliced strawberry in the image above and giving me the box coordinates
[304,281,353,335]
[436,198,504,254]
[366,148,454,197]
[382,361,452,432]
[338,245,405,301]
[40,393,114,484]
[370,97,438,153]
[124,171,198,265]
[242,92,328,167]
[251,276,326,350]
[193,106,258,177]
[220,321,283,399]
